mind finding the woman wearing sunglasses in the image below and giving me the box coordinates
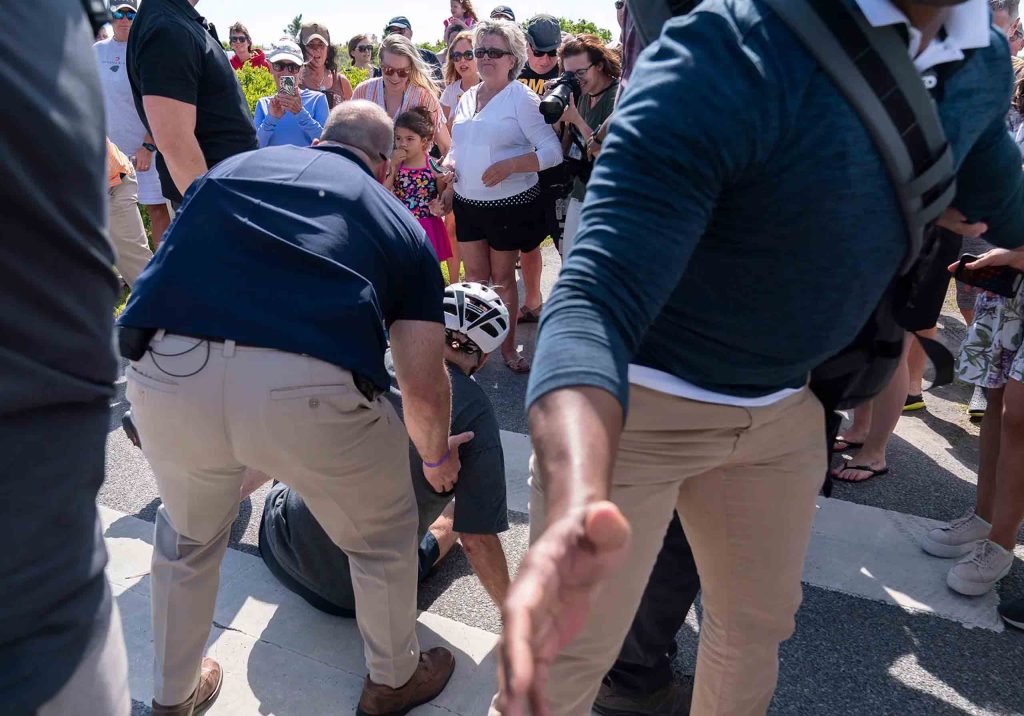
[347,34,377,76]
[440,31,480,130]
[440,20,562,374]
[352,34,451,155]
[253,39,329,148]
[228,22,269,71]
[299,21,352,109]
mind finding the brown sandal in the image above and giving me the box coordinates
[518,304,542,324]
[504,353,531,374]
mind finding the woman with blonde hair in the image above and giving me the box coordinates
[353,34,451,154]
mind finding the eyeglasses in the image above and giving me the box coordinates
[448,337,481,355]
[614,0,625,9]
[229,35,248,43]
[1013,25,1024,41]
[271,61,301,73]
[385,26,406,35]
[530,47,558,58]
[112,9,136,20]
[450,50,475,62]
[382,65,412,78]
[474,47,513,59]
[355,44,374,52]
[571,63,595,79]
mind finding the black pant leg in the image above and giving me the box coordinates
[604,511,701,694]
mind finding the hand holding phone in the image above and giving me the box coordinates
[280,75,296,96]
[953,253,1024,298]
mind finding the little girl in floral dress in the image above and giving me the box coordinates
[388,107,456,279]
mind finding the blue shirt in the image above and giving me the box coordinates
[253,88,329,148]
[119,144,445,390]
[528,0,1024,410]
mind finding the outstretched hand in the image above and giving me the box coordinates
[496,501,631,715]
[948,247,1024,273]
[937,207,988,238]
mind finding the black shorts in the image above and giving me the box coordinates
[453,185,549,253]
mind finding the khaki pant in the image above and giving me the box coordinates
[108,172,154,286]
[37,596,130,716]
[127,334,421,705]
[499,385,825,716]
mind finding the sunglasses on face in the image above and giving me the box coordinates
[229,35,248,43]
[382,65,411,78]
[474,47,513,59]
[530,47,558,58]
[450,50,475,62]
[272,62,301,73]
[112,9,136,20]
[614,0,625,9]
[356,44,374,52]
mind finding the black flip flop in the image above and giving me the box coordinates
[832,462,889,483]
[832,436,864,453]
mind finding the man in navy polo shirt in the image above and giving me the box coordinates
[119,101,463,716]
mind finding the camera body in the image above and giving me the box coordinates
[540,72,581,124]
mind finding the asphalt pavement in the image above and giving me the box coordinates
[102,246,1024,715]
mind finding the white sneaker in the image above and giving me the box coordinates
[947,540,1014,596]
[920,512,991,558]
[968,386,987,419]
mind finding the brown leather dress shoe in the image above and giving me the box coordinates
[356,647,455,716]
[152,657,223,716]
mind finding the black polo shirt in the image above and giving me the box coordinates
[127,0,256,202]
[119,144,445,391]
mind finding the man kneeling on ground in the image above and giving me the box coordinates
[247,281,514,611]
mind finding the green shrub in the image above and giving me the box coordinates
[341,65,370,90]
[235,64,276,117]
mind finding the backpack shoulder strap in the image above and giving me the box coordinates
[762,0,956,273]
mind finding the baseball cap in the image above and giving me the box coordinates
[525,14,561,52]
[110,0,138,11]
[266,38,305,66]
[385,16,412,33]
[299,21,331,46]
[490,5,515,21]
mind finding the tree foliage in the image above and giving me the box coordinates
[558,17,614,44]
[235,64,276,117]
[284,14,303,42]
[340,65,370,90]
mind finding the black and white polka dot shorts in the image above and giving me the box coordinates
[453,184,549,253]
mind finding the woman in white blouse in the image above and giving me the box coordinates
[440,19,562,373]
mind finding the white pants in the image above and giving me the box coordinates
[561,197,584,260]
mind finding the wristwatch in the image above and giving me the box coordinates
[142,142,157,152]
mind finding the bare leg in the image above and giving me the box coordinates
[907,327,937,397]
[833,338,910,481]
[839,402,873,447]
[490,248,528,370]
[987,379,1024,549]
[960,307,976,327]
[460,532,511,607]
[459,240,491,284]
[145,202,171,249]
[427,501,459,565]
[444,213,461,284]
[975,385,1004,523]
[519,247,543,312]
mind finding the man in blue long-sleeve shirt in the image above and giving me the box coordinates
[254,39,329,148]
[493,2,1024,715]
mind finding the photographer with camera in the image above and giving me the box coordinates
[550,35,620,259]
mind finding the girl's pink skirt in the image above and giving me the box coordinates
[418,215,452,262]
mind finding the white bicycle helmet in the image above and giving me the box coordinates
[443,282,510,355]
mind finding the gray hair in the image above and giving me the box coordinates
[473,18,528,80]
[320,100,395,163]
[991,0,1020,18]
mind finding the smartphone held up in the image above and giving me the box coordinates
[955,254,1024,298]
[280,75,296,96]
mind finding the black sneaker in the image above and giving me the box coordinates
[121,411,142,450]
[999,596,1024,631]
[593,679,692,716]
